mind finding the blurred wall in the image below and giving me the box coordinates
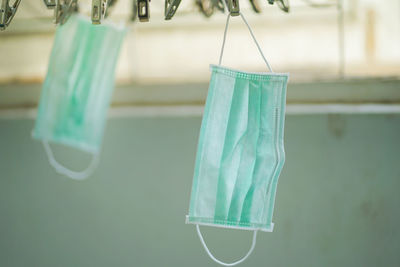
[0,114,399,267]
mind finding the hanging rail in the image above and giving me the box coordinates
[0,0,309,30]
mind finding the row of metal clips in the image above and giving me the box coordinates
[0,0,292,31]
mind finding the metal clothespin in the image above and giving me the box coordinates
[43,0,56,9]
[226,0,239,16]
[276,0,289,13]
[54,0,78,25]
[0,0,21,31]
[91,0,107,24]
[164,0,181,20]
[131,0,138,21]
[105,0,118,18]
[211,0,224,12]
[137,0,150,22]
[249,0,262,13]
[196,0,214,18]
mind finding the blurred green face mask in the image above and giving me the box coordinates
[32,15,126,180]
[186,13,288,266]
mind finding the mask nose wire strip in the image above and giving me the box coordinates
[196,224,258,266]
[218,12,273,73]
[42,141,99,180]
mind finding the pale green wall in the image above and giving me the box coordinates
[0,114,399,267]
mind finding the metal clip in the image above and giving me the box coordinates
[249,0,262,13]
[211,0,224,12]
[0,0,21,31]
[43,0,56,9]
[91,0,107,24]
[164,0,181,20]
[137,0,150,22]
[54,0,78,25]
[276,0,289,12]
[196,0,214,18]
[226,0,239,16]
[105,0,118,18]
[131,0,138,21]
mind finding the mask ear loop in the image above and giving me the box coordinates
[196,225,258,266]
[42,141,99,180]
[219,12,273,73]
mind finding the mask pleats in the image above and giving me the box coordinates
[213,76,249,222]
[263,80,286,225]
[193,71,236,218]
[227,78,261,223]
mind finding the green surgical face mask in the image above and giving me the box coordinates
[186,13,288,266]
[32,15,126,180]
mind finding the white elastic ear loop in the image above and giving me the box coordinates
[219,12,273,73]
[42,141,99,180]
[196,224,258,266]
